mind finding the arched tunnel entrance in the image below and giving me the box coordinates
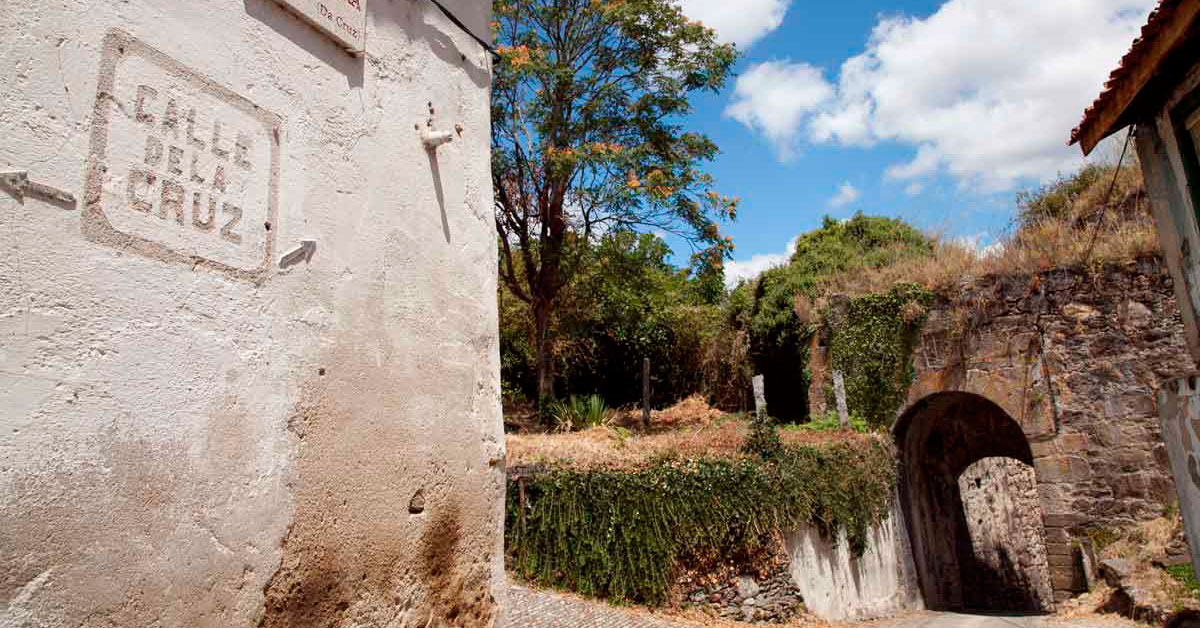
[895,392,1054,612]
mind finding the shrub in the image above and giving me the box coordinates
[1166,565,1200,599]
[549,394,616,432]
[1017,163,1110,226]
[742,410,783,460]
[500,231,733,415]
[506,438,897,605]
[791,410,870,434]
[726,214,935,423]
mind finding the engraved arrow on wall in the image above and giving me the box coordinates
[279,240,316,269]
[0,169,77,210]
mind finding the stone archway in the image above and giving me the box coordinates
[895,392,1053,612]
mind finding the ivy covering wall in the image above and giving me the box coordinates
[826,283,932,428]
[727,214,935,423]
[505,438,898,605]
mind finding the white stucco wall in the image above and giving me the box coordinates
[0,1,503,626]
[785,509,923,621]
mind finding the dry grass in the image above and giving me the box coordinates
[1056,584,1121,620]
[507,402,872,471]
[631,394,728,429]
[1054,514,1200,619]
[811,164,1156,301]
[1100,515,1179,568]
[1095,516,1195,612]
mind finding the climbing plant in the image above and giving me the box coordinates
[505,439,897,605]
[726,214,935,422]
[826,283,933,428]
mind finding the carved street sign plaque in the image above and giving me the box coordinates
[272,0,367,54]
[84,30,281,282]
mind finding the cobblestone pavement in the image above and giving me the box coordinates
[502,585,704,628]
[876,612,1138,628]
[501,586,1139,628]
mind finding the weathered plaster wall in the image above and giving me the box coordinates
[784,510,924,621]
[959,457,1053,612]
[0,1,503,627]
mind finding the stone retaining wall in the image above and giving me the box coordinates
[676,566,805,624]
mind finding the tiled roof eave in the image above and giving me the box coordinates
[1071,0,1200,155]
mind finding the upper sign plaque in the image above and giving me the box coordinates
[273,0,367,54]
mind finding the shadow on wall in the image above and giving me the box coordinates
[242,0,491,91]
[784,513,924,621]
[242,0,365,87]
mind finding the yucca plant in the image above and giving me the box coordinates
[549,395,615,432]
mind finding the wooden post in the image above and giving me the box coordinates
[642,357,651,429]
[833,370,850,428]
[752,374,767,423]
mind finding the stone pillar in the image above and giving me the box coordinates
[807,334,830,417]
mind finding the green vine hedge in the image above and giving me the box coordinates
[505,438,898,605]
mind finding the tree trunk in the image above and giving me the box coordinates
[533,299,555,408]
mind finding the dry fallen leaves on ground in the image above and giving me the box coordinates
[507,397,871,471]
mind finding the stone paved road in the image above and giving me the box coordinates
[501,586,1140,628]
[503,585,700,628]
[878,612,1137,628]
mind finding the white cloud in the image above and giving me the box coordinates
[904,182,925,197]
[980,241,1005,257]
[955,232,986,252]
[677,0,791,48]
[829,182,860,208]
[884,145,941,181]
[953,232,1005,257]
[724,236,798,288]
[728,0,1157,189]
[725,61,834,160]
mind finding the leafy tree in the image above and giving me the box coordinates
[788,214,932,286]
[492,0,738,405]
[500,231,723,409]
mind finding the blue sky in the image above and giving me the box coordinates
[666,0,1158,285]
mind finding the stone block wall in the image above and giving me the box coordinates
[675,566,805,624]
[908,257,1192,603]
[959,457,1054,611]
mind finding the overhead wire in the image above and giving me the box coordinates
[426,0,501,59]
[1080,126,1135,266]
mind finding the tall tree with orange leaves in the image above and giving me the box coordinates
[492,0,738,406]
